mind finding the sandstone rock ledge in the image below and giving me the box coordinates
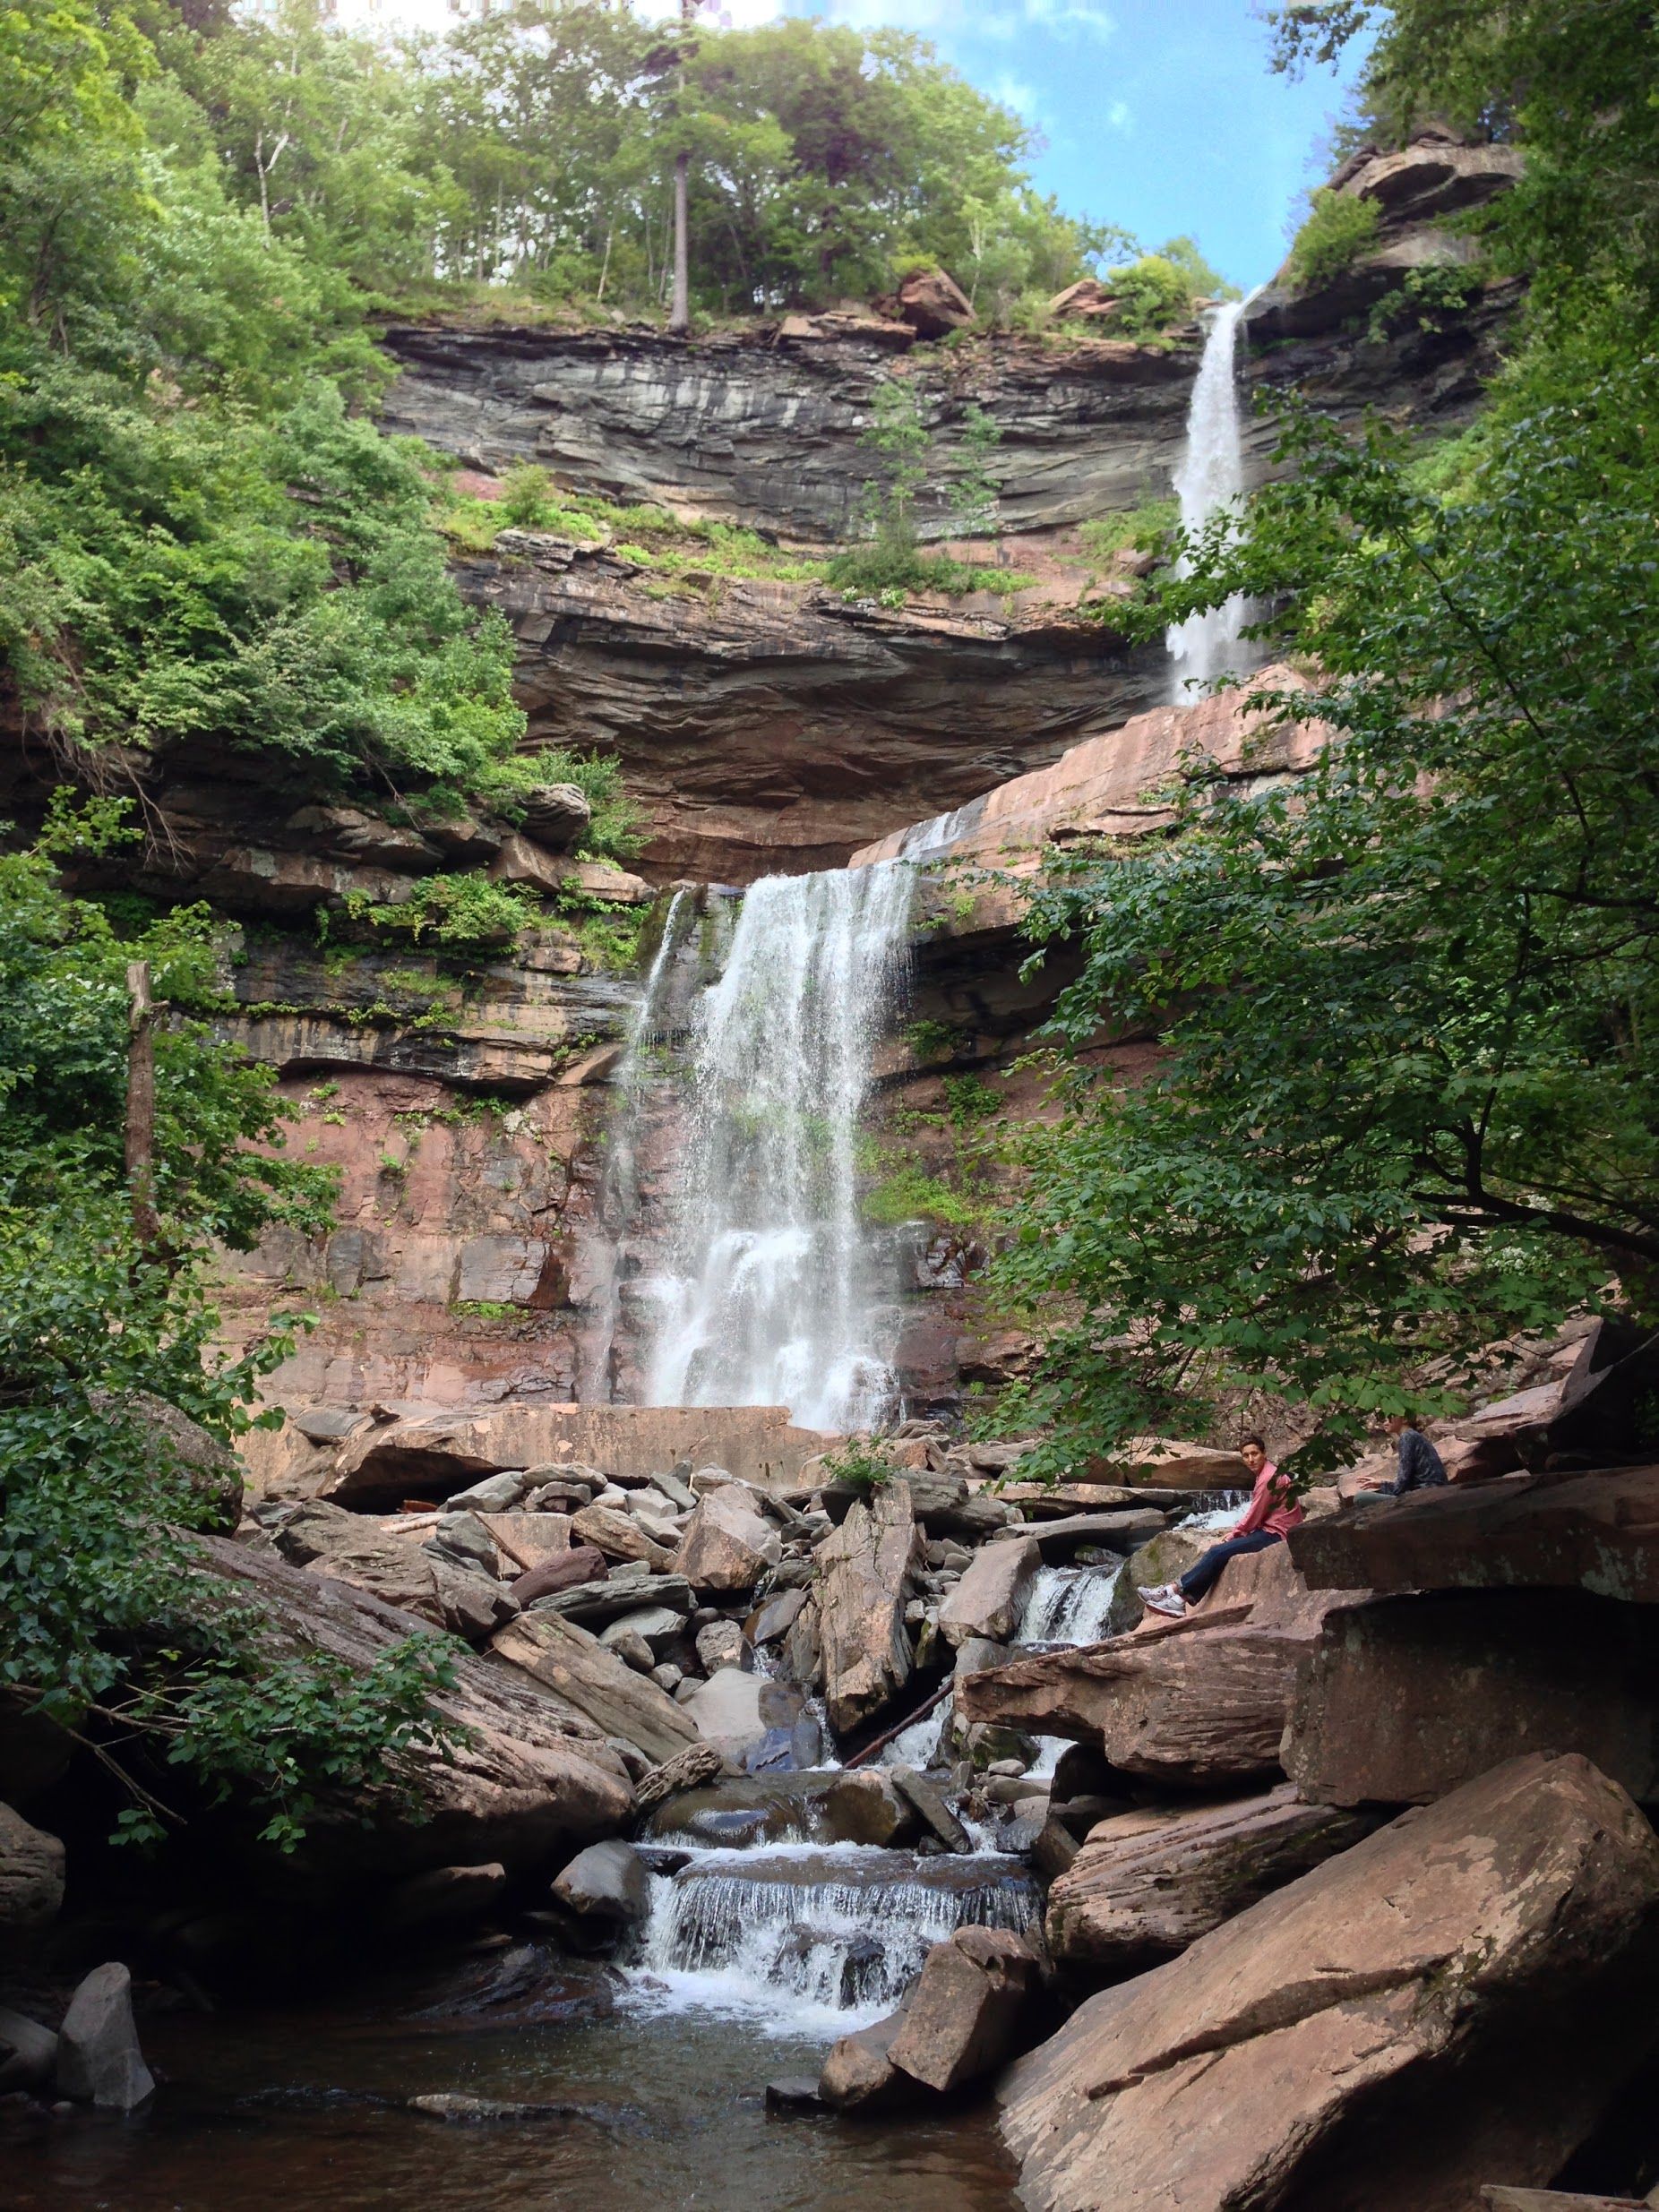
[1000,1753,1659,2212]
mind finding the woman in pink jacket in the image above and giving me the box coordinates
[1138,1434,1301,1619]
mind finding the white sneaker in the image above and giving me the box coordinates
[1139,1585,1186,1618]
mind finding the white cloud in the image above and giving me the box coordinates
[986,70,1043,122]
[1106,97,1132,131]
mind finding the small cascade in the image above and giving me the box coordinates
[645,862,915,1431]
[1165,293,1260,699]
[893,795,986,862]
[626,1845,1038,2033]
[1017,1559,1124,1647]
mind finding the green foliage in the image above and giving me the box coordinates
[829,381,1030,596]
[907,1017,968,1063]
[820,1440,898,1494]
[948,406,1005,539]
[1101,249,1203,338]
[1078,501,1179,563]
[1003,338,1659,1475]
[346,872,537,954]
[1286,187,1382,290]
[1365,260,1483,342]
[0,804,465,1848]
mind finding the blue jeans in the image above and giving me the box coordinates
[1177,1529,1281,1602]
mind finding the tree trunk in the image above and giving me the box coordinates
[125,960,163,1255]
[666,0,695,335]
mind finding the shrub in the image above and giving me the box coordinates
[1287,189,1382,291]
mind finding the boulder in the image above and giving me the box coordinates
[379,1861,508,1933]
[897,267,976,339]
[819,2011,909,2112]
[0,2005,57,2090]
[512,1543,609,1606]
[602,1606,687,1659]
[680,1666,805,1766]
[0,1802,65,1938]
[1087,1438,1254,1492]
[519,782,593,850]
[533,1571,694,1628]
[1048,277,1121,321]
[267,1501,518,1641]
[570,1503,675,1571]
[749,1586,807,1645]
[889,1926,1044,2092]
[818,1769,917,1848]
[677,1487,781,1594]
[997,1510,1167,1564]
[999,1754,1659,2212]
[55,1963,155,2110]
[1044,1784,1376,1973]
[1285,1590,1659,1809]
[492,1611,701,1769]
[443,1470,530,1514]
[1290,1464,1659,1605]
[550,1838,649,1933]
[695,1618,747,1672]
[193,1537,631,1875]
[632,1741,727,1815]
[815,1482,918,1735]
[1105,1528,1214,1635]
[939,1534,1040,1647]
[477,1512,572,1572]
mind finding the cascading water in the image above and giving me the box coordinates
[645,862,915,1431]
[626,1844,1038,2033]
[1165,292,1260,699]
[1018,1558,1125,1647]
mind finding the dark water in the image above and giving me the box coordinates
[0,1947,1019,2212]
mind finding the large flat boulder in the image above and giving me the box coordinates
[1290,1466,1659,1605]
[198,1537,631,1875]
[1001,1754,1659,2212]
[265,1500,518,1641]
[491,1611,701,1769]
[1285,1590,1659,1809]
[1045,1784,1376,1974]
[939,1534,1040,1646]
[993,1510,1167,1563]
[319,1403,832,1505]
[814,1481,918,1736]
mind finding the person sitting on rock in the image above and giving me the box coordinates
[1136,1434,1302,1620]
[1356,1412,1448,1496]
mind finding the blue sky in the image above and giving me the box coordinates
[351,0,1371,289]
[679,0,1374,288]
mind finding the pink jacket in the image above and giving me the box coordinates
[1232,1462,1303,1540]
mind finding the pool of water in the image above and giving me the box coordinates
[0,1943,1019,2212]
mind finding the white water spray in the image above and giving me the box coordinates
[645,862,915,1431]
[1165,294,1259,698]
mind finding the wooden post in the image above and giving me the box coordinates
[666,0,695,335]
[125,960,162,1253]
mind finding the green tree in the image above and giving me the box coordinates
[998,347,1659,1475]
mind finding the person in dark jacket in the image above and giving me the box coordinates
[1358,1414,1448,1496]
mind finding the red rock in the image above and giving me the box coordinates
[814,1480,919,1736]
[1284,1590,1659,1808]
[1001,1754,1659,2212]
[511,1544,608,1605]
[888,1926,1044,2092]
[898,268,976,339]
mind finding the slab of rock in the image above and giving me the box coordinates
[939,1534,1040,1647]
[681,1667,805,1767]
[749,1586,807,1645]
[1045,1784,1376,1972]
[889,1926,1044,2093]
[56,1963,155,2110]
[632,1741,726,1814]
[898,266,975,339]
[1000,1753,1659,2212]
[677,1486,781,1593]
[1285,1590,1659,1809]
[443,1470,530,1514]
[0,1802,65,1938]
[602,1605,686,1659]
[996,1510,1167,1563]
[890,1764,971,1854]
[493,1611,701,1770]
[268,1500,519,1641]
[0,2004,56,2090]
[1087,1438,1254,1492]
[570,1503,675,1572]
[550,1838,649,1932]
[815,1482,918,1735]
[380,1861,508,1933]
[195,1536,631,1875]
[512,1543,609,1606]
[1290,1464,1659,1604]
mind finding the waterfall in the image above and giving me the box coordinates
[626,1845,1038,2033]
[1017,1559,1124,1647]
[644,862,915,1431]
[1165,294,1259,699]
